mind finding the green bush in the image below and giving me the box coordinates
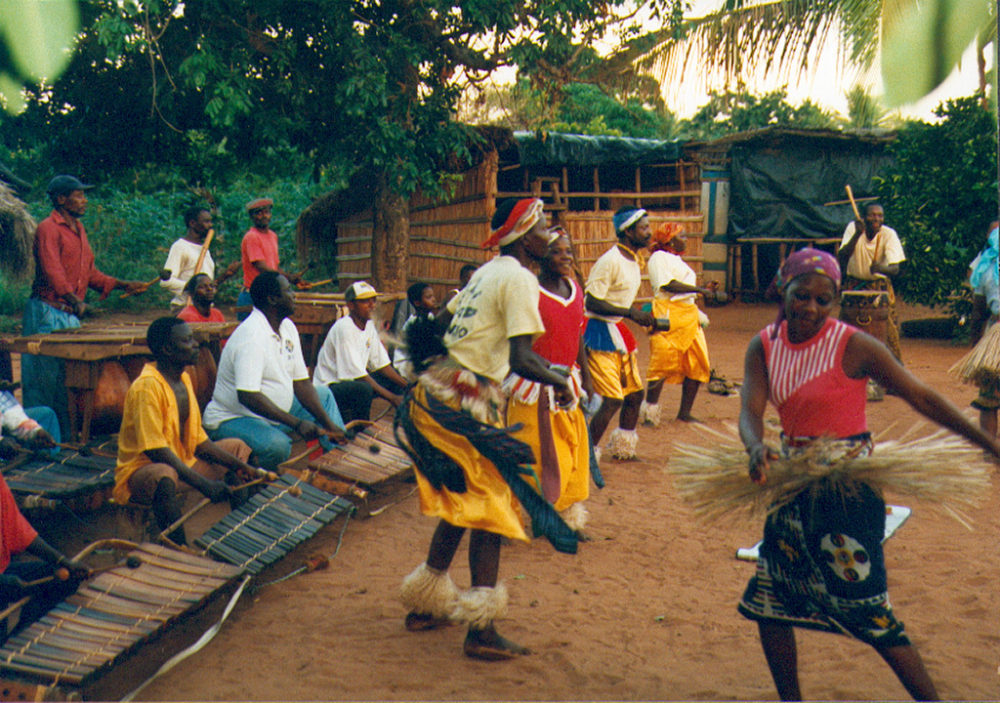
[0,171,331,328]
[875,95,997,318]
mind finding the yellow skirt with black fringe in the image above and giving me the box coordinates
[407,373,529,542]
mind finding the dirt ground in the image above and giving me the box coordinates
[97,301,1000,701]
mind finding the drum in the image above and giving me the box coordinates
[840,290,889,343]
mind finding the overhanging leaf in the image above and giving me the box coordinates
[0,0,78,81]
[881,0,992,106]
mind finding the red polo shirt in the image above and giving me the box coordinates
[0,474,37,573]
[32,209,117,310]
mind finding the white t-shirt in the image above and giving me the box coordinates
[443,255,545,383]
[839,223,906,280]
[647,250,697,303]
[584,245,642,322]
[202,308,309,429]
[313,315,391,385]
[160,238,215,307]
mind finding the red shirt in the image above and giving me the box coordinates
[761,317,867,439]
[0,475,37,573]
[241,228,280,289]
[177,305,225,323]
[533,278,585,366]
[32,210,118,309]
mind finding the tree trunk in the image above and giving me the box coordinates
[371,171,409,294]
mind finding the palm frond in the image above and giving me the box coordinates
[629,0,883,94]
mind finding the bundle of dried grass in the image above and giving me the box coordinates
[667,423,991,530]
[950,321,1000,386]
[0,181,36,281]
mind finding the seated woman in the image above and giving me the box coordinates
[738,248,1000,701]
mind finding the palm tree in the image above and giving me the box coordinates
[619,0,993,110]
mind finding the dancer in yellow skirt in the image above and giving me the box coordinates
[641,223,715,425]
[396,198,576,660]
[505,231,594,534]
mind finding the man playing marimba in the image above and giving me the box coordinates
[838,202,906,360]
[22,175,145,435]
[0,471,89,640]
[313,281,408,424]
[203,272,346,470]
[115,317,258,545]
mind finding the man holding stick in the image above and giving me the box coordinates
[203,272,346,470]
[115,317,258,545]
[236,198,301,320]
[22,175,145,435]
[838,200,906,361]
[160,206,238,312]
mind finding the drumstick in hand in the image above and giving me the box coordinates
[119,272,169,299]
[845,185,862,221]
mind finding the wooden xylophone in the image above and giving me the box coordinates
[0,541,241,688]
[194,474,353,575]
[1,443,118,509]
[307,418,413,488]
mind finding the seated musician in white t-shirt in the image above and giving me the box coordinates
[314,281,409,424]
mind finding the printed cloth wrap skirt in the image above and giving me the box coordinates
[738,434,910,648]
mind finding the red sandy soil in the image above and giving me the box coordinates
[114,301,999,701]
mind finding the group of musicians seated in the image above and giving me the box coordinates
[0,269,444,641]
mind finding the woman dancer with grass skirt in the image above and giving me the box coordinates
[738,248,1000,701]
[505,232,594,535]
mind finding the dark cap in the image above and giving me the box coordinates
[47,175,94,196]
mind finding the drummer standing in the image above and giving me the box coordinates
[837,202,906,360]
[22,175,145,435]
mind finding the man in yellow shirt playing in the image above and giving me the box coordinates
[115,317,257,544]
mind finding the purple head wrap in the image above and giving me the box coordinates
[770,247,841,337]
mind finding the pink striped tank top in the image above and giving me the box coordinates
[760,317,867,438]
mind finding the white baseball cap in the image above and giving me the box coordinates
[345,281,379,301]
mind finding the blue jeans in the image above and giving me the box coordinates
[236,289,252,321]
[207,384,344,470]
[24,405,61,457]
[21,298,81,437]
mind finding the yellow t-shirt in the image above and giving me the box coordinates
[444,256,545,383]
[115,363,209,504]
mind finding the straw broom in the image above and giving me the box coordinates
[0,181,36,281]
[666,422,991,530]
[950,320,1000,386]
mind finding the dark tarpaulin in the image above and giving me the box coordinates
[513,131,684,167]
[726,135,893,293]
[728,138,893,241]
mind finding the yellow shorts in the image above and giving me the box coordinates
[587,349,643,400]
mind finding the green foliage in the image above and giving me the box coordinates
[0,0,78,113]
[875,95,997,314]
[845,86,889,129]
[0,170,324,324]
[679,89,838,140]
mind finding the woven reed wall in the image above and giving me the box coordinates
[562,211,706,300]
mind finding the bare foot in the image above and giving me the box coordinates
[676,414,700,423]
[405,612,452,632]
[463,626,531,660]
